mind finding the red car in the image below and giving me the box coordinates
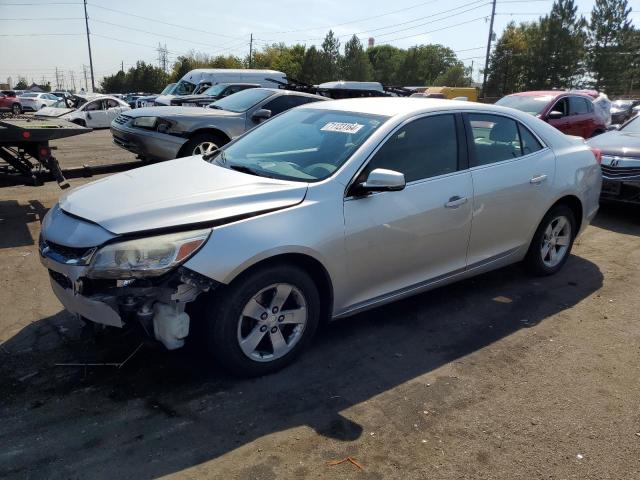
[496,91,606,138]
[0,90,22,114]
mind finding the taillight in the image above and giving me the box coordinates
[39,146,51,159]
[590,147,602,164]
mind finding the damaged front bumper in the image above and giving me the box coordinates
[40,248,216,349]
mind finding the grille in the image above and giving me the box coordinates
[601,165,640,179]
[113,114,131,125]
[41,240,96,265]
[49,270,72,290]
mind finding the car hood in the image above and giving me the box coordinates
[59,156,308,235]
[587,131,640,157]
[36,107,76,117]
[125,105,238,119]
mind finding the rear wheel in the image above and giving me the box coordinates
[203,264,320,376]
[182,133,227,157]
[525,204,576,276]
[11,103,21,114]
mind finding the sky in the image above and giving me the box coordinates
[0,0,637,90]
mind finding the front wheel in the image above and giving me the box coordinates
[181,133,227,157]
[11,103,21,114]
[203,265,320,376]
[525,204,576,276]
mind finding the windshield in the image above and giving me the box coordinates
[496,95,553,115]
[208,108,388,182]
[210,88,273,113]
[174,80,196,96]
[612,100,633,109]
[160,83,176,95]
[202,84,227,97]
[621,116,640,133]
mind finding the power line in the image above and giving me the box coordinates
[253,0,442,34]
[85,3,243,40]
[0,33,83,36]
[0,17,84,20]
[377,15,489,44]
[258,0,490,43]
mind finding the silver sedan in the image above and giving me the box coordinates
[41,98,601,376]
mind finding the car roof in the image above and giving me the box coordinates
[301,97,503,117]
[508,90,593,100]
[252,87,327,100]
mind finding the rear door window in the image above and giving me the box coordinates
[467,113,544,164]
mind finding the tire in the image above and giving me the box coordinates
[181,132,227,157]
[11,103,21,114]
[524,204,576,276]
[203,264,321,376]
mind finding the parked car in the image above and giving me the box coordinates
[154,69,287,106]
[170,83,261,107]
[134,83,176,108]
[610,99,640,125]
[37,95,130,128]
[496,91,606,138]
[18,92,60,111]
[0,90,22,114]
[41,98,601,375]
[587,115,640,204]
[111,88,326,161]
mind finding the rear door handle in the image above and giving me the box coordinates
[530,174,548,185]
[445,196,468,208]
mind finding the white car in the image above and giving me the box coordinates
[37,95,131,129]
[18,92,60,111]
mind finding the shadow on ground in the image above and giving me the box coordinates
[592,202,640,236]
[0,200,47,249]
[0,252,603,479]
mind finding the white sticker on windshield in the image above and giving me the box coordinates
[321,122,364,134]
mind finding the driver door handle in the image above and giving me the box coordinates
[445,196,468,209]
[530,174,548,185]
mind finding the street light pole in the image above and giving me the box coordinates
[83,0,96,92]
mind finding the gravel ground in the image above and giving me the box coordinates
[0,131,639,479]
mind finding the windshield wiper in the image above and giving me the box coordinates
[228,164,264,177]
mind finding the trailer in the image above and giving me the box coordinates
[0,114,146,189]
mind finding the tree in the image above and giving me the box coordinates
[587,0,633,94]
[251,43,306,80]
[486,22,530,95]
[341,35,372,81]
[398,44,459,85]
[434,65,472,87]
[318,30,341,82]
[100,61,168,93]
[367,45,405,85]
[14,78,28,90]
[540,0,587,88]
[299,46,323,84]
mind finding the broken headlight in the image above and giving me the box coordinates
[87,229,211,279]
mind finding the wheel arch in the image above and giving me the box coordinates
[226,252,334,323]
[179,128,231,157]
[550,194,583,234]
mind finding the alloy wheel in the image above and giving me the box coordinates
[540,215,572,268]
[236,283,308,362]
[192,141,218,156]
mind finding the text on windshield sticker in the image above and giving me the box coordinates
[321,122,364,134]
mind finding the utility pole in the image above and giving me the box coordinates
[69,70,76,92]
[55,67,60,90]
[481,0,497,99]
[82,64,88,91]
[249,33,253,68]
[121,60,124,72]
[83,0,95,92]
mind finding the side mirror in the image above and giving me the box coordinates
[354,168,406,195]
[252,109,271,122]
[547,110,564,120]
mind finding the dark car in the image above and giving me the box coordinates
[587,115,640,204]
[0,90,22,114]
[496,91,606,138]
[610,99,640,125]
[170,83,261,107]
[111,88,327,161]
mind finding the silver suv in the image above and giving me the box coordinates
[41,98,602,376]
